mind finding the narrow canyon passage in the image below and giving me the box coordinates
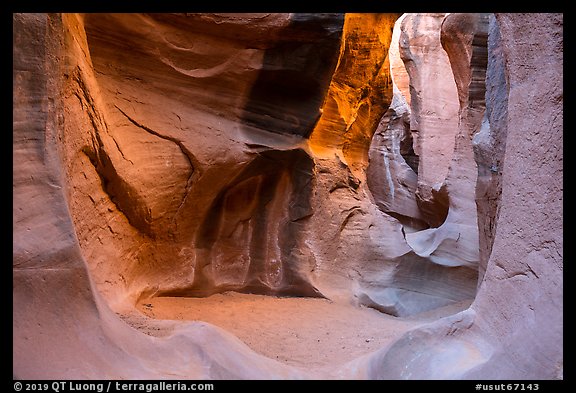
[101,13,481,361]
[13,12,562,380]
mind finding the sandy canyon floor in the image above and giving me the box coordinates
[120,292,472,369]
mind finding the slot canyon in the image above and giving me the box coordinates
[13,13,563,380]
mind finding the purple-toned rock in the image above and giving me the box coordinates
[358,13,563,380]
[399,13,460,227]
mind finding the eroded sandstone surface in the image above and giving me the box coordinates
[13,12,562,379]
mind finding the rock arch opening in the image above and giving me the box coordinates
[67,12,489,363]
[13,11,563,379]
[70,12,486,328]
[14,11,530,373]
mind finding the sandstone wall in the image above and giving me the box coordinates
[13,12,562,379]
[355,13,563,380]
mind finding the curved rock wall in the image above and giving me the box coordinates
[65,12,454,316]
[61,13,346,305]
[308,13,398,167]
[467,12,563,379]
[13,12,562,379]
[402,13,489,272]
[14,13,308,380]
[472,15,509,285]
[363,13,480,315]
[367,13,421,225]
[356,12,563,380]
[399,13,460,227]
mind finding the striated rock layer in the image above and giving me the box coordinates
[367,13,421,225]
[402,13,489,273]
[354,13,563,380]
[364,13,480,316]
[13,12,562,379]
[13,13,310,380]
[64,13,346,304]
[399,13,460,227]
[472,15,509,285]
[308,13,398,167]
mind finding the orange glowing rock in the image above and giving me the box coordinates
[308,13,400,169]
